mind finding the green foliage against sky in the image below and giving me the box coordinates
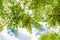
[0,0,60,33]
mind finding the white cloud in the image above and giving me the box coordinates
[0,27,39,40]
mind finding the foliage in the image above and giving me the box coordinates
[40,32,60,40]
[0,0,60,34]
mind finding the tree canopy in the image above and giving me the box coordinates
[0,0,60,35]
[40,32,60,40]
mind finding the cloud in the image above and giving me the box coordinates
[0,27,39,40]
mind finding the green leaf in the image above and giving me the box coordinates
[27,25,32,33]
[33,22,42,30]
[40,32,60,40]
[0,24,3,31]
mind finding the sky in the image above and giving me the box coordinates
[0,26,39,40]
[0,22,49,40]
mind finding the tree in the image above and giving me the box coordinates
[0,0,60,37]
[40,32,60,40]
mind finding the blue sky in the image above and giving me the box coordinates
[0,27,39,40]
[0,25,48,40]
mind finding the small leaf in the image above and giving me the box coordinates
[0,24,3,31]
[33,22,42,30]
